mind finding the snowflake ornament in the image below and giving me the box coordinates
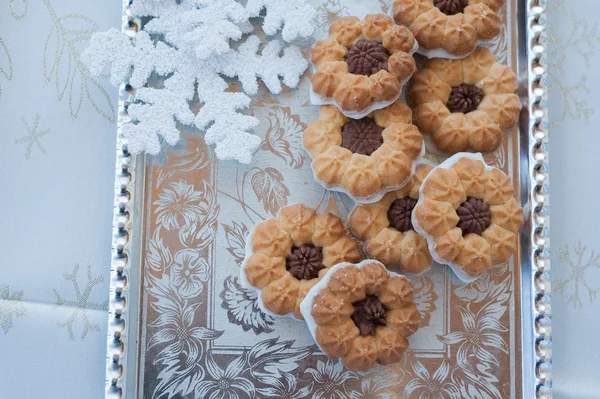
[81,0,315,163]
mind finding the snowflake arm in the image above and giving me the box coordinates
[219,35,308,95]
[195,89,261,164]
[124,88,196,154]
[245,0,316,42]
[81,29,178,88]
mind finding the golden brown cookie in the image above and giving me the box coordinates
[410,48,521,154]
[392,0,503,58]
[300,260,419,371]
[304,100,424,203]
[349,164,434,274]
[241,204,362,320]
[412,153,524,281]
[312,14,416,115]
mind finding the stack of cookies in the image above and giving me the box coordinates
[240,3,523,372]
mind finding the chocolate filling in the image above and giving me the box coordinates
[457,197,492,235]
[434,0,468,15]
[286,244,325,280]
[387,197,418,232]
[351,295,388,336]
[345,39,390,76]
[341,118,384,156]
[447,84,484,114]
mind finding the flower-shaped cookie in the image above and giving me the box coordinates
[311,14,417,117]
[303,100,424,203]
[392,0,504,58]
[412,153,524,282]
[241,204,362,320]
[300,260,419,371]
[410,47,521,154]
[349,164,433,274]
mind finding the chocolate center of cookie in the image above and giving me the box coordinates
[387,197,418,232]
[434,0,468,15]
[457,197,492,235]
[447,84,484,114]
[341,118,384,156]
[351,295,388,336]
[286,244,325,280]
[345,39,390,76]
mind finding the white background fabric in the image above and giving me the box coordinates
[0,0,596,398]
[0,1,119,398]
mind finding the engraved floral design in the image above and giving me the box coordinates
[257,372,313,399]
[196,353,255,399]
[306,360,358,399]
[413,276,438,327]
[438,302,508,369]
[0,284,26,334]
[262,106,308,169]
[404,359,460,399]
[171,249,209,299]
[250,167,290,216]
[223,222,249,265]
[220,276,275,334]
[147,275,224,398]
[154,181,219,249]
[178,182,219,249]
[556,240,600,307]
[147,228,173,273]
[155,181,206,230]
[156,136,213,188]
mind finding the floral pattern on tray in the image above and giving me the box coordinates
[137,1,521,398]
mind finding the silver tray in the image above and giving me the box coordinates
[105,0,551,398]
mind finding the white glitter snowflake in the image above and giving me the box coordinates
[81,0,315,163]
[556,241,600,308]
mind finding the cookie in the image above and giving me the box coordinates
[410,47,521,154]
[311,14,417,117]
[392,0,503,58]
[411,153,524,281]
[349,164,433,274]
[300,260,419,371]
[240,204,362,320]
[304,100,424,203]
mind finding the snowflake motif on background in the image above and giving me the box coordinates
[556,241,600,307]
[548,0,598,127]
[0,284,26,334]
[81,0,316,163]
[14,114,51,160]
[53,264,108,340]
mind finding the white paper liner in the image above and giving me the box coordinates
[347,158,438,275]
[410,152,511,283]
[299,259,412,355]
[309,40,419,119]
[307,139,427,204]
[387,4,497,60]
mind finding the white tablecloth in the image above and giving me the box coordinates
[0,0,595,398]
